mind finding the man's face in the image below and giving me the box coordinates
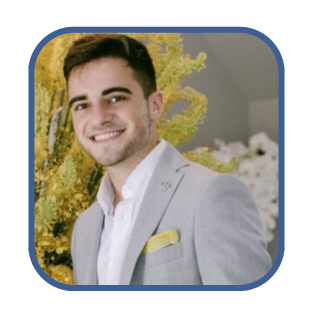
[68,58,162,167]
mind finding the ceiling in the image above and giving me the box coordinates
[203,33,279,102]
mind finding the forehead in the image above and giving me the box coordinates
[69,58,133,84]
[67,58,144,100]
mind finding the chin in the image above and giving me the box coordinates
[93,151,127,167]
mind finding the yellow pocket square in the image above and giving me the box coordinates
[141,229,179,255]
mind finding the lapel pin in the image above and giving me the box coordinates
[161,182,171,191]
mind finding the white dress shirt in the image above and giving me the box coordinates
[96,140,166,285]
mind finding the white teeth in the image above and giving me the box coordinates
[94,131,122,141]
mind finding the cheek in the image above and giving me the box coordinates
[72,116,85,136]
[119,110,139,126]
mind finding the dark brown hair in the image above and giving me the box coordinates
[63,34,157,99]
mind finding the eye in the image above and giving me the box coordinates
[109,95,125,103]
[74,103,89,111]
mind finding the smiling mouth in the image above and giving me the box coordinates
[92,130,124,142]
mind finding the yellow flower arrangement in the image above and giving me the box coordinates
[34,33,236,285]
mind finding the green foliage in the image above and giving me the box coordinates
[184,147,238,173]
[59,156,77,189]
[35,195,57,233]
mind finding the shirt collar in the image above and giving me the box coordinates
[123,139,166,200]
[97,139,166,214]
[97,173,115,217]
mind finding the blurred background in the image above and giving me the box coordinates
[175,33,279,263]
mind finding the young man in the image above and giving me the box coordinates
[64,34,271,285]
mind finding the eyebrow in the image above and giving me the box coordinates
[69,95,87,108]
[69,86,133,108]
[102,86,133,96]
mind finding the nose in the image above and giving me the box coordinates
[90,103,114,127]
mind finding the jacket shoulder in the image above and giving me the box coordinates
[76,201,102,225]
[193,172,272,284]
[181,160,221,185]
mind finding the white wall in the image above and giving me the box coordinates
[249,98,279,142]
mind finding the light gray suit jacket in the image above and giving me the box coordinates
[71,142,272,285]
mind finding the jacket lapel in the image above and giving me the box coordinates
[119,142,189,284]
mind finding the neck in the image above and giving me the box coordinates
[107,139,159,206]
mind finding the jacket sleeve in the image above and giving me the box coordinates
[194,174,272,285]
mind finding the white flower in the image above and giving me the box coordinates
[249,132,269,152]
[238,159,258,177]
[249,132,278,159]
[228,141,248,158]
[213,139,248,163]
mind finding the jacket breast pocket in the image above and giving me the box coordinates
[135,243,183,270]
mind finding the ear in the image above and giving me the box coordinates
[148,91,163,120]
